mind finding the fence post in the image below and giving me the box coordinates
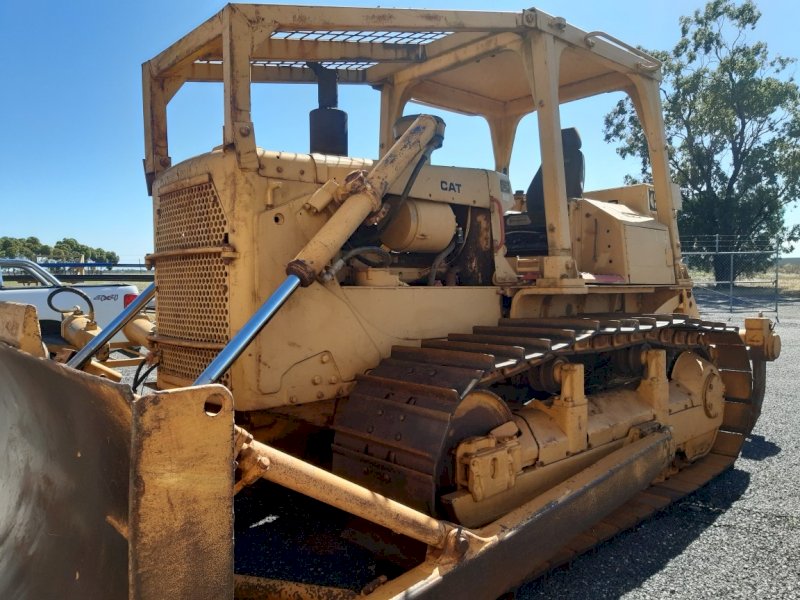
[775,238,780,314]
[729,252,734,312]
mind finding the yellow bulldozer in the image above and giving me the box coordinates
[0,4,782,599]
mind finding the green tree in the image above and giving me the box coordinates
[1,236,119,269]
[604,0,800,282]
[0,236,49,260]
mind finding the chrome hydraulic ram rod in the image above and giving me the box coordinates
[67,283,156,370]
[194,275,301,385]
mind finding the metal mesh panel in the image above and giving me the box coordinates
[271,29,450,44]
[155,254,229,344]
[252,59,377,71]
[159,345,230,386]
[155,180,231,384]
[680,235,779,314]
[156,182,227,252]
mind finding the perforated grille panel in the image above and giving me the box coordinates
[271,29,450,44]
[155,254,229,344]
[159,345,230,386]
[154,180,231,384]
[252,59,377,71]
[156,181,227,252]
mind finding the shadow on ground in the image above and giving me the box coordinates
[692,287,779,312]
[234,480,383,591]
[741,434,781,461]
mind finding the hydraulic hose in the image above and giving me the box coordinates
[133,361,159,393]
[321,246,392,282]
[427,238,457,286]
[380,147,433,228]
[47,286,96,322]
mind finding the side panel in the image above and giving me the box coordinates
[625,226,672,284]
[250,285,502,410]
[571,198,674,285]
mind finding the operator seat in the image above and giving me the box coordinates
[505,128,585,255]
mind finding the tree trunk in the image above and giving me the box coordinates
[712,253,734,289]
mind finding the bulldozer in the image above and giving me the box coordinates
[0,4,782,599]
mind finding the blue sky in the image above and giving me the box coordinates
[1,1,798,262]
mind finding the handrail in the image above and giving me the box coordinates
[583,31,661,72]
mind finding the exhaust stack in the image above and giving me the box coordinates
[307,62,347,156]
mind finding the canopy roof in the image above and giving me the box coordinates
[146,4,661,119]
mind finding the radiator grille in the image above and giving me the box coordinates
[156,181,227,252]
[155,254,229,344]
[155,180,230,384]
[159,345,230,387]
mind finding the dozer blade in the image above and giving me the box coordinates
[0,342,132,598]
[0,343,234,599]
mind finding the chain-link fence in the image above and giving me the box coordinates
[680,235,779,313]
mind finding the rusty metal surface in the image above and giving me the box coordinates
[0,342,237,600]
[0,342,133,599]
[371,358,483,397]
[422,338,526,359]
[333,312,764,592]
[473,325,578,340]
[511,323,764,582]
[234,574,357,600]
[0,302,46,358]
[448,332,553,351]
[334,362,511,513]
[240,431,450,549]
[129,385,235,599]
[390,345,497,371]
[368,431,672,599]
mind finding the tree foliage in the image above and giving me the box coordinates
[604,0,800,280]
[0,236,119,267]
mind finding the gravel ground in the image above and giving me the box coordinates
[517,302,800,600]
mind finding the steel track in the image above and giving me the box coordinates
[332,313,763,577]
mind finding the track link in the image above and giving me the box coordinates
[529,326,763,578]
[332,313,764,572]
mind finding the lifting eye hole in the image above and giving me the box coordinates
[204,401,223,416]
[204,395,227,416]
[274,214,284,224]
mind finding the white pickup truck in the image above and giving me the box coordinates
[0,259,140,343]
